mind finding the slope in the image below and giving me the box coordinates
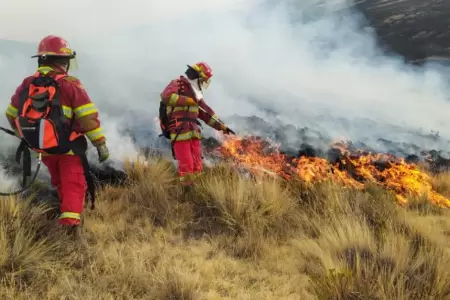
[1,158,450,299]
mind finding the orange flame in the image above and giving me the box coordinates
[214,135,450,208]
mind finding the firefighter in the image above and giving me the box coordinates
[160,62,233,190]
[4,35,109,237]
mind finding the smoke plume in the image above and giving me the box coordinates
[1,0,450,182]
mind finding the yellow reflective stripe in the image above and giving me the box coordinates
[6,104,18,118]
[86,127,105,141]
[59,212,81,220]
[166,106,173,115]
[62,105,73,118]
[73,103,98,118]
[179,173,195,186]
[173,106,199,113]
[169,94,179,106]
[37,66,54,74]
[42,150,75,156]
[170,130,202,141]
[179,172,203,181]
[208,114,218,126]
[179,173,194,181]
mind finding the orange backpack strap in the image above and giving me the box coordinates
[17,87,31,115]
[15,73,69,150]
[17,73,65,115]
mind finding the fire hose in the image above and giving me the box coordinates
[0,125,42,196]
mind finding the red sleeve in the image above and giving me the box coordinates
[11,77,33,109]
[160,79,194,107]
[198,99,224,131]
[61,77,93,108]
[60,77,106,146]
[5,76,33,129]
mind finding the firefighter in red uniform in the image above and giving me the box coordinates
[160,62,233,190]
[5,35,109,236]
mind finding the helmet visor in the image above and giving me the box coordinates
[200,77,211,90]
[68,56,78,72]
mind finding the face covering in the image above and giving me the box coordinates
[187,78,204,100]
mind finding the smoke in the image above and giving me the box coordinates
[0,169,15,192]
[1,0,450,175]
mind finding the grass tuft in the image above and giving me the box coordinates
[1,158,450,299]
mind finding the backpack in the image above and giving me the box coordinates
[158,79,202,141]
[158,100,172,140]
[15,73,79,154]
[13,72,97,209]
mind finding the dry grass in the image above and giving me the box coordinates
[1,157,450,300]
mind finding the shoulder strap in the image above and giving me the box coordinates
[27,72,66,119]
[47,85,65,122]
[17,86,30,115]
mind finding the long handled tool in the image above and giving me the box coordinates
[0,126,15,136]
[0,125,42,196]
[198,106,236,135]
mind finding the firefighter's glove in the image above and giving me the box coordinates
[96,144,110,163]
[185,97,197,106]
[225,127,236,135]
[221,124,235,135]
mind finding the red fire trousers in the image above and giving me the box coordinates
[42,155,87,226]
[173,139,203,186]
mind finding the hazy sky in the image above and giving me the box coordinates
[0,0,252,41]
[1,0,450,166]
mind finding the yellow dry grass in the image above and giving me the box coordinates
[1,157,450,300]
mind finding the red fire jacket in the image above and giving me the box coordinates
[5,66,106,154]
[160,75,225,141]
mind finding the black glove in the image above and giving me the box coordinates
[223,127,236,135]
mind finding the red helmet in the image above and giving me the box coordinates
[187,61,213,90]
[32,35,76,59]
[188,61,213,80]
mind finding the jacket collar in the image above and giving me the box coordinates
[180,75,203,100]
[36,66,67,76]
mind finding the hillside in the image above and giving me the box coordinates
[1,156,450,299]
[2,0,450,299]
[354,0,450,60]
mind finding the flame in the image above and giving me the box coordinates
[212,135,450,208]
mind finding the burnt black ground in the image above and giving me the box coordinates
[2,0,450,189]
[353,0,450,61]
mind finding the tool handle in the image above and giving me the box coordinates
[198,107,236,134]
[0,126,16,137]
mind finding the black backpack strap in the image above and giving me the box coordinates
[15,140,26,164]
[70,135,96,210]
[15,140,32,187]
[46,80,67,121]
[22,146,31,187]
[158,101,173,139]
[79,154,96,210]
[17,87,30,116]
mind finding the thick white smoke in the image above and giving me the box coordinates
[1,0,450,182]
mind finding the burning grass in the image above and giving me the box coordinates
[0,154,450,299]
[212,135,450,208]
